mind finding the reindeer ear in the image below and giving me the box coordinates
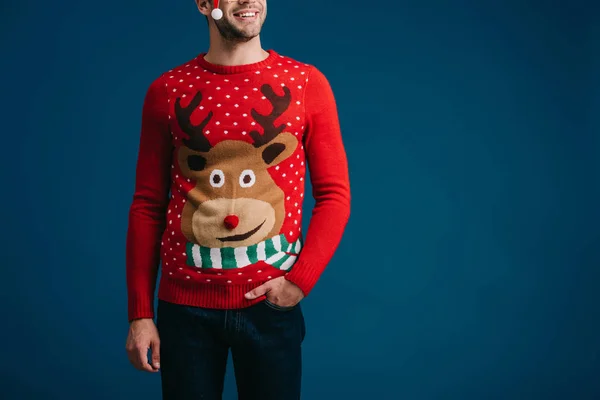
[188,154,207,171]
[260,132,298,167]
[262,143,285,165]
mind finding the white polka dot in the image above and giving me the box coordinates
[186,276,190,279]
[288,213,292,217]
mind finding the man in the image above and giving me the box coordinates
[124,0,351,398]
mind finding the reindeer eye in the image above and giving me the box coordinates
[210,169,225,188]
[239,170,256,188]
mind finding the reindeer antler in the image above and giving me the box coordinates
[175,92,213,152]
[249,84,292,147]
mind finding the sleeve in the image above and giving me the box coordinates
[284,65,351,296]
[125,74,172,322]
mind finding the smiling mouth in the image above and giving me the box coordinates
[217,220,266,242]
[233,11,259,20]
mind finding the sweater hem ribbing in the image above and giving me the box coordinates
[156,267,288,310]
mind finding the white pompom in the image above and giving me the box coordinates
[211,8,223,20]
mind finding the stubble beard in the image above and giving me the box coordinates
[214,15,265,43]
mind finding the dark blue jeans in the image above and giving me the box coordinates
[156,298,306,400]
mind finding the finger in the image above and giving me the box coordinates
[150,339,161,370]
[245,282,271,299]
[137,345,155,372]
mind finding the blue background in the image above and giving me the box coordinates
[2,1,598,399]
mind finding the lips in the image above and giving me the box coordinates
[232,9,260,19]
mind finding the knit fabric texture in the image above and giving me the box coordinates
[126,50,350,321]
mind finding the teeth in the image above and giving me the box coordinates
[238,12,256,17]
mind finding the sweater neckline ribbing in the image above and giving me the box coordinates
[195,49,279,75]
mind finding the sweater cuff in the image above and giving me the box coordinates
[284,259,323,297]
[128,295,155,322]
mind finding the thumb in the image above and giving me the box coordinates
[245,282,271,299]
[150,338,160,370]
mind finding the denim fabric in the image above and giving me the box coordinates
[156,298,306,400]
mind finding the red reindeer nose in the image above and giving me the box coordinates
[224,215,239,230]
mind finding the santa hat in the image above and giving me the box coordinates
[211,0,223,19]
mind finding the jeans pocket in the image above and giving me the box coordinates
[264,298,297,312]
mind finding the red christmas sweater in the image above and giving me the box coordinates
[126,50,350,321]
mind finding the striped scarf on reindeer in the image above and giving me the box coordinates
[186,233,302,270]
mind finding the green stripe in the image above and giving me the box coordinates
[221,247,236,269]
[271,253,290,269]
[200,246,212,268]
[280,235,290,249]
[247,245,258,264]
[186,243,194,266]
[265,238,277,258]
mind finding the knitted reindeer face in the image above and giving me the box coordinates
[175,84,298,248]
